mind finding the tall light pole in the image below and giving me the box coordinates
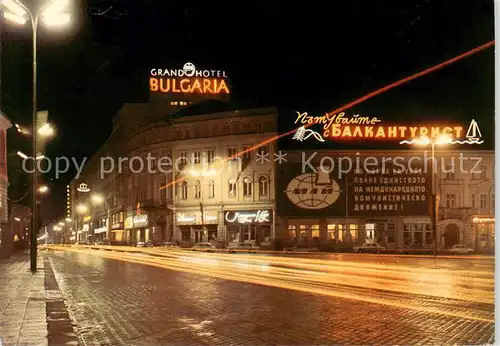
[411,134,452,255]
[1,0,71,271]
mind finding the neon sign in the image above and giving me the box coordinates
[294,111,465,141]
[224,210,271,224]
[150,62,230,95]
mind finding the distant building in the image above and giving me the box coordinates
[0,112,11,257]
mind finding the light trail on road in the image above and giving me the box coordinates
[51,246,494,323]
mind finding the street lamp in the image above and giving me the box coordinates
[1,0,71,271]
[91,194,103,204]
[412,133,452,255]
[38,185,48,193]
[76,204,88,214]
[37,123,55,137]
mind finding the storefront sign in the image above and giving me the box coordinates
[150,62,230,94]
[77,183,90,192]
[94,227,107,234]
[133,215,148,227]
[176,212,217,224]
[404,217,431,224]
[112,222,123,230]
[124,216,133,229]
[224,210,272,224]
[82,224,89,232]
[83,216,91,222]
[285,170,341,209]
[294,111,467,142]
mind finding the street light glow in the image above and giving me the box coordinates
[42,12,69,27]
[2,0,26,18]
[59,222,64,226]
[14,217,20,222]
[91,194,103,204]
[37,123,55,137]
[435,133,453,145]
[65,217,72,222]
[3,10,26,24]
[76,204,88,214]
[38,185,49,193]
[41,0,70,27]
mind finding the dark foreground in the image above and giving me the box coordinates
[36,248,494,346]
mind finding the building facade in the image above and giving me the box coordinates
[275,149,495,252]
[70,102,278,247]
[0,112,11,257]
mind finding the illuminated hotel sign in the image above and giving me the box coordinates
[294,111,465,141]
[150,62,230,94]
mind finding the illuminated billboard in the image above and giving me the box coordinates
[150,62,230,95]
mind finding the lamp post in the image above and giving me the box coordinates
[411,134,452,255]
[1,0,71,271]
[90,194,103,242]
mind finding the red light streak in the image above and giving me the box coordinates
[162,40,494,190]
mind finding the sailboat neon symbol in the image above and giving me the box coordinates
[450,119,484,144]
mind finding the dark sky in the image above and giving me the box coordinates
[1,0,495,221]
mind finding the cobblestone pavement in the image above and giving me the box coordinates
[48,250,494,345]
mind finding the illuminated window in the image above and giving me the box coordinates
[194,181,201,199]
[258,176,268,197]
[180,182,187,200]
[288,225,297,240]
[228,179,236,197]
[348,224,357,242]
[299,225,308,239]
[480,193,487,209]
[192,151,201,164]
[445,194,457,208]
[208,180,215,198]
[243,177,252,197]
[311,225,320,238]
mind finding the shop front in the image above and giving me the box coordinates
[124,215,133,244]
[132,214,150,243]
[224,209,272,246]
[472,216,495,252]
[110,222,124,243]
[176,211,218,245]
[276,153,432,250]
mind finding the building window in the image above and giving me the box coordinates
[227,147,237,161]
[299,225,308,239]
[288,225,297,241]
[258,176,268,197]
[178,152,188,166]
[194,181,201,199]
[228,179,236,197]
[192,151,201,164]
[445,170,455,179]
[243,177,252,197]
[242,146,252,161]
[180,182,187,200]
[472,194,475,208]
[480,165,487,179]
[206,149,215,163]
[348,224,358,243]
[445,194,457,208]
[311,225,320,238]
[208,180,215,198]
[480,193,487,209]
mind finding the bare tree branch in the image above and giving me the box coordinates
[89,0,129,19]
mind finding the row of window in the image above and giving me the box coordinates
[176,177,270,200]
[445,193,495,209]
[288,224,359,243]
[443,165,491,180]
[177,145,270,165]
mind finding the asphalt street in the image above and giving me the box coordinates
[45,248,494,345]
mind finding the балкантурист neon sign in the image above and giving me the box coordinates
[150,62,230,94]
[294,111,465,140]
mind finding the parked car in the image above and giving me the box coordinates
[94,239,111,246]
[353,242,386,253]
[447,244,473,255]
[192,242,216,253]
[226,242,258,254]
[135,241,153,248]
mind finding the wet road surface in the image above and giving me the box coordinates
[46,248,494,345]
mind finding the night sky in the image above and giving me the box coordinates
[1,0,495,222]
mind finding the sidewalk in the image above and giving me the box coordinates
[0,254,48,346]
[0,253,78,346]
